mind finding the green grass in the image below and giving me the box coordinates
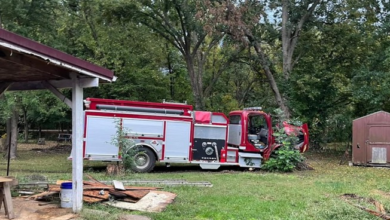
[2,146,390,220]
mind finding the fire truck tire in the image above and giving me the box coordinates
[131,147,156,173]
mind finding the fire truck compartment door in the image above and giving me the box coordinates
[164,121,191,161]
[122,119,164,138]
[85,116,119,160]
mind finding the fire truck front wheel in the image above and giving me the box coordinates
[132,147,156,173]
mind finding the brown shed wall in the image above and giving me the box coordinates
[352,111,390,165]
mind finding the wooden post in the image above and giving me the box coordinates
[71,73,83,213]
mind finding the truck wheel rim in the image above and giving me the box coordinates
[135,153,149,169]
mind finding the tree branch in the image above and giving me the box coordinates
[174,1,191,54]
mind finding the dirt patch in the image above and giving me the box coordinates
[30,144,72,154]
[0,198,76,220]
[18,141,60,151]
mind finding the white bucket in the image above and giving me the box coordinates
[60,182,72,208]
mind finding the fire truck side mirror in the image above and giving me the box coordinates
[84,100,91,108]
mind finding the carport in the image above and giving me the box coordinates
[0,28,115,212]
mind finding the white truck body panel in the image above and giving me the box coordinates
[122,118,164,138]
[228,124,241,146]
[84,116,119,160]
[163,121,191,162]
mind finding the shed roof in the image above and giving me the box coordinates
[0,28,114,89]
[353,111,390,121]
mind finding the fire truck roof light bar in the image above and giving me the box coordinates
[96,104,185,115]
[243,107,262,111]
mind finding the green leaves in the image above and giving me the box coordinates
[262,148,304,172]
[262,108,305,172]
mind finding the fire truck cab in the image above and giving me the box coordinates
[81,98,309,172]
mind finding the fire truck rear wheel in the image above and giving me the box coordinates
[132,147,156,173]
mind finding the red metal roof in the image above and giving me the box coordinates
[0,28,114,80]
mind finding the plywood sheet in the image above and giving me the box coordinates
[105,191,176,212]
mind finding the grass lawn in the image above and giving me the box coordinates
[0,143,389,220]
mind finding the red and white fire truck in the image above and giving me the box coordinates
[81,98,309,172]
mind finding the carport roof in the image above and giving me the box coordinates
[0,28,114,89]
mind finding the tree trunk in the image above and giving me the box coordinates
[4,118,11,153]
[282,0,292,80]
[10,108,18,159]
[252,41,291,119]
[185,55,205,110]
[23,108,29,143]
[281,0,320,80]
[5,109,18,159]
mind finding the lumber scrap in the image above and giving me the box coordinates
[84,181,108,187]
[48,184,61,192]
[29,191,59,200]
[83,196,105,204]
[83,190,110,200]
[121,190,150,199]
[105,191,177,212]
[341,194,390,220]
[108,189,128,198]
[85,174,105,184]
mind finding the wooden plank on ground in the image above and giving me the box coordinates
[85,174,107,185]
[105,191,177,213]
[108,189,127,198]
[121,190,150,199]
[29,191,59,200]
[83,196,105,203]
[48,185,61,192]
[83,190,110,200]
[83,181,108,187]
[84,186,113,190]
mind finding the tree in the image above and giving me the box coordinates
[58,0,172,102]
[0,94,19,159]
[106,0,230,110]
[288,0,390,147]
[204,0,321,118]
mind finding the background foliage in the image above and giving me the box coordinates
[1,0,390,150]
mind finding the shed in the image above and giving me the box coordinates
[0,28,115,213]
[352,111,390,166]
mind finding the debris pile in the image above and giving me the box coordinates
[341,193,390,220]
[82,180,159,204]
[23,175,177,212]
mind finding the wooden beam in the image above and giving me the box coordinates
[8,78,100,90]
[71,73,84,213]
[42,81,72,108]
[0,48,69,79]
